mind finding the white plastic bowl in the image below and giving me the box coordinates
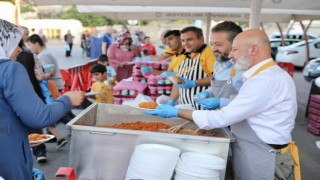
[181,152,226,170]
[176,160,220,178]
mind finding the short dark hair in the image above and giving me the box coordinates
[26,34,45,47]
[180,26,203,38]
[144,36,150,40]
[211,21,243,43]
[97,54,108,62]
[163,30,180,38]
[142,49,150,55]
[90,64,106,74]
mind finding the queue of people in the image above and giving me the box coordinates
[0,17,301,180]
[0,19,85,180]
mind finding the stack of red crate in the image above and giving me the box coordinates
[113,81,148,105]
[132,60,169,83]
[307,95,320,135]
[147,75,173,101]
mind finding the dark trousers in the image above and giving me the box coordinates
[31,128,46,157]
[65,43,73,57]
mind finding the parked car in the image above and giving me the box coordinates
[269,38,300,59]
[303,57,320,82]
[269,32,317,40]
[276,38,320,67]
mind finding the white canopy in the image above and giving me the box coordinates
[76,5,320,23]
[33,0,320,11]
[33,0,320,27]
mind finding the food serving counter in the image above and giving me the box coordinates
[67,103,233,180]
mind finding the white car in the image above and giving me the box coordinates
[269,32,317,40]
[269,38,300,59]
[276,38,320,67]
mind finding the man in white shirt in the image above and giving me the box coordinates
[144,29,299,180]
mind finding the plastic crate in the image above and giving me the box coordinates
[309,100,320,110]
[309,119,320,129]
[311,95,320,103]
[309,107,320,116]
[307,124,320,136]
[309,113,320,122]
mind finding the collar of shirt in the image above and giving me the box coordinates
[242,58,273,82]
[216,59,234,70]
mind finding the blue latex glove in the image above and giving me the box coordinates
[32,167,45,180]
[176,77,196,89]
[194,91,209,104]
[143,105,179,118]
[166,99,175,106]
[160,71,177,77]
[140,65,153,75]
[198,97,220,110]
[194,91,209,99]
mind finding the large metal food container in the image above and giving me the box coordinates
[67,103,233,180]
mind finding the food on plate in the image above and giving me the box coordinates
[138,101,158,109]
[28,134,50,141]
[169,76,183,84]
[99,121,171,131]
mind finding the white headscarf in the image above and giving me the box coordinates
[0,19,24,59]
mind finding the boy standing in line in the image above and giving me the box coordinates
[90,64,114,104]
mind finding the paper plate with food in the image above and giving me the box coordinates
[28,133,55,144]
[123,94,158,110]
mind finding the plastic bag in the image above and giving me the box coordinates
[64,44,70,51]
[156,95,179,105]
[122,94,153,107]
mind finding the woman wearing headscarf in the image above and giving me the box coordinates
[0,19,85,179]
[107,32,140,81]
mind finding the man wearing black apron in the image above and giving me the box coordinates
[166,26,214,110]
[144,29,300,180]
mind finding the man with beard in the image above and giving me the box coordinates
[144,29,300,180]
[194,21,244,110]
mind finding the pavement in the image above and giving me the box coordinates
[33,44,320,179]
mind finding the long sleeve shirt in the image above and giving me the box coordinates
[193,59,297,144]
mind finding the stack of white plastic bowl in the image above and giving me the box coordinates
[174,152,226,180]
[125,144,181,180]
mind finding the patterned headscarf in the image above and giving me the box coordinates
[0,19,24,59]
[117,32,133,51]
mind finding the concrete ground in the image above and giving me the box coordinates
[33,44,320,179]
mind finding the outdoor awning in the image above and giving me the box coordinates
[76,5,320,22]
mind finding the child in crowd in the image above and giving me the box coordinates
[97,54,117,85]
[90,64,114,104]
[133,49,152,62]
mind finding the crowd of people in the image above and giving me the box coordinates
[0,17,301,180]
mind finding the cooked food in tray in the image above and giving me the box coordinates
[99,121,170,131]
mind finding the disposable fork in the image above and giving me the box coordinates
[168,121,190,133]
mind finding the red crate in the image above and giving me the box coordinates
[309,113,320,122]
[309,101,320,110]
[311,95,320,103]
[309,119,320,129]
[307,124,320,136]
[309,107,320,116]
[52,167,76,180]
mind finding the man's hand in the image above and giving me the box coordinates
[176,77,196,89]
[160,71,177,77]
[64,91,85,106]
[198,98,220,110]
[143,105,179,118]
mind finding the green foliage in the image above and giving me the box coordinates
[56,6,128,26]
[21,4,36,13]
